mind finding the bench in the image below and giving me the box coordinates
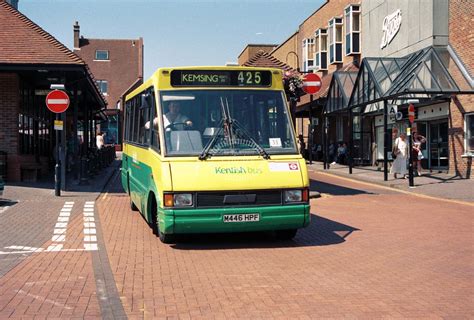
[20,164,42,182]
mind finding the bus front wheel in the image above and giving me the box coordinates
[130,198,138,211]
[275,229,297,240]
[158,227,175,244]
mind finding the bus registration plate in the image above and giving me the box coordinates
[223,214,260,223]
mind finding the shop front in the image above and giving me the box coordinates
[317,0,473,178]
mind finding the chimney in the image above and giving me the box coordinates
[73,21,80,50]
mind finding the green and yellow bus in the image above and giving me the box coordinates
[121,67,310,243]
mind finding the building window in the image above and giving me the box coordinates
[345,4,361,56]
[466,113,474,154]
[302,39,315,72]
[95,50,109,60]
[328,17,343,64]
[314,28,328,71]
[96,80,108,95]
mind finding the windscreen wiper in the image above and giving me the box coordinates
[198,119,224,160]
[231,119,270,160]
[199,97,270,160]
[199,97,230,160]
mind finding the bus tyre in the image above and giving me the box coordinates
[158,227,175,244]
[130,198,138,211]
[275,229,297,240]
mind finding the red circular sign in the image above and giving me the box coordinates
[302,73,322,94]
[46,90,70,113]
[408,103,415,124]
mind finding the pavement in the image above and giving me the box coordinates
[0,155,123,319]
[307,161,474,203]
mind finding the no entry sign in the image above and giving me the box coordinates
[46,90,70,113]
[302,73,322,95]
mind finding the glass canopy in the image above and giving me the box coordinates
[325,71,357,114]
[340,46,474,113]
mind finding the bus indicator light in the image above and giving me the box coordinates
[164,194,174,207]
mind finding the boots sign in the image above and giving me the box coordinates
[380,9,402,49]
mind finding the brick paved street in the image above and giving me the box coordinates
[0,165,473,318]
[94,170,473,318]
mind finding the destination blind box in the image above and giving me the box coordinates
[170,70,272,87]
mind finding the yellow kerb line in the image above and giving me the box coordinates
[314,170,474,208]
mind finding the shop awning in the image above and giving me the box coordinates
[347,46,474,113]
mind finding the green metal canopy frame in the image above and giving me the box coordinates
[325,71,358,114]
[322,45,473,179]
[347,46,473,111]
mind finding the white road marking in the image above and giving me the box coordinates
[17,289,73,309]
[46,201,74,251]
[83,202,98,251]
[2,200,101,255]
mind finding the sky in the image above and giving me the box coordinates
[19,0,324,79]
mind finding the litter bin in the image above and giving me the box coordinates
[0,151,6,181]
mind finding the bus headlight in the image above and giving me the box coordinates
[173,193,193,207]
[284,189,309,203]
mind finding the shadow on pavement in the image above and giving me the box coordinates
[170,214,360,250]
[0,199,18,207]
[310,179,375,196]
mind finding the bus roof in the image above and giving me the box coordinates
[126,66,284,101]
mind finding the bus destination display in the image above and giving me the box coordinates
[171,70,272,87]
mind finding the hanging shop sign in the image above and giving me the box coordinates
[380,9,402,49]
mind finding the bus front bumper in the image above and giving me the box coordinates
[158,204,310,234]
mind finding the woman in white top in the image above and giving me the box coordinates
[390,133,408,179]
[96,132,104,150]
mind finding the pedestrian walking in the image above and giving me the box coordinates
[390,133,408,179]
[412,132,426,176]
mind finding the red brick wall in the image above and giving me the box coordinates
[298,0,359,79]
[449,0,474,178]
[75,38,143,109]
[0,72,20,180]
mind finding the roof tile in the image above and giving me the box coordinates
[0,1,84,65]
[243,50,296,72]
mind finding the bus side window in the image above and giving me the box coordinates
[149,88,160,152]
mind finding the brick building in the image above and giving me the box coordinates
[0,1,106,183]
[73,22,143,146]
[239,0,473,177]
[448,0,474,177]
[237,44,277,66]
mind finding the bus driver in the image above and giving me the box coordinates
[145,101,193,131]
[163,101,192,130]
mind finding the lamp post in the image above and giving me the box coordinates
[285,51,300,129]
[285,51,300,72]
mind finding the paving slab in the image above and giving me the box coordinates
[307,161,474,202]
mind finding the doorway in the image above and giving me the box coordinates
[429,120,449,169]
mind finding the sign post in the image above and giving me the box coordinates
[408,103,415,187]
[46,89,70,196]
[302,73,322,166]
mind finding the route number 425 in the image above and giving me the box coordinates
[238,71,261,85]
